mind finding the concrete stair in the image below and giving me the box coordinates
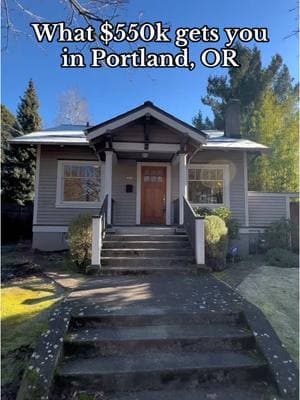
[52,311,276,399]
[100,226,198,273]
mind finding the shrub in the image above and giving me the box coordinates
[265,248,299,268]
[68,214,92,270]
[195,206,239,240]
[264,218,294,251]
[205,215,228,271]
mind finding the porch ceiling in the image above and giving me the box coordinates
[116,151,174,162]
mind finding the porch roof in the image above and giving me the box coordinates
[86,101,207,145]
[9,105,269,153]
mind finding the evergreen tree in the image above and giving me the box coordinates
[17,79,42,133]
[2,80,42,205]
[192,110,214,130]
[201,43,285,133]
[1,105,22,163]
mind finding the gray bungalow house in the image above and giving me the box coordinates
[11,100,292,267]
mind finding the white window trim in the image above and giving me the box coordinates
[56,160,103,208]
[136,162,171,225]
[188,164,230,208]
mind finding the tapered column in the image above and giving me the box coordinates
[179,152,187,225]
[104,150,113,225]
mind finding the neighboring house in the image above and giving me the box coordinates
[12,99,289,259]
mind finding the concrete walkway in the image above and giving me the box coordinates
[18,271,298,400]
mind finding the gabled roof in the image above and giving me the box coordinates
[9,105,269,153]
[86,101,207,144]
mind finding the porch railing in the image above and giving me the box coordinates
[183,196,205,265]
[91,194,109,266]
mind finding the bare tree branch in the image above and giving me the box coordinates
[1,0,128,49]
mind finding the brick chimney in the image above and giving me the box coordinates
[224,99,241,138]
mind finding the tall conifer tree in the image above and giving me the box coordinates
[2,80,42,205]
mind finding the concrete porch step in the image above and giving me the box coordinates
[103,241,191,249]
[70,311,244,329]
[56,350,268,392]
[101,248,194,257]
[64,384,275,400]
[64,323,254,357]
[101,256,195,267]
[111,226,178,235]
[105,234,189,242]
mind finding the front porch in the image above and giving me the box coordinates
[87,102,207,268]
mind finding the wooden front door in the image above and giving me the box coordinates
[141,166,166,225]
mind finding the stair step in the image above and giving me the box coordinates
[103,241,191,249]
[105,235,189,242]
[65,384,275,400]
[57,350,268,392]
[101,256,195,267]
[101,249,194,257]
[70,311,244,329]
[112,227,177,235]
[98,267,200,275]
[64,323,254,356]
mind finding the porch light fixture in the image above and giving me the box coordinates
[142,152,149,159]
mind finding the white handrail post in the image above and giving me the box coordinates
[179,153,187,225]
[195,218,205,265]
[91,215,102,266]
[104,150,113,225]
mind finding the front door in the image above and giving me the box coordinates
[141,166,166,224]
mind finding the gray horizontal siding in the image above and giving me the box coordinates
[191,150,246,225]
[112,160,136,225]
[37,145,98,226]
[248,193,288,226]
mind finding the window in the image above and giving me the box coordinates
[56,161,102,207]
[188,165,229,206]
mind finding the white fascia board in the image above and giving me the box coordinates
[112,142,180,153]
[203,141,269,152]
[87,106,206,144]
[10,137,89,145]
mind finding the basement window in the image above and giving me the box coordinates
[56,160,102,208]
[188,164,230,207]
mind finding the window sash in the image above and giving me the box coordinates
[56,161,102,207]
[188,166,228,206]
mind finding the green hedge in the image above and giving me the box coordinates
[204,215,228,271]
[68,214,92,270]
[265,248,299,268]
[195,207,239,240]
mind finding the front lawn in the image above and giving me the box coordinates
[214,259,299,365]
[1,276,63,399]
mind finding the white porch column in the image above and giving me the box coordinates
[91,215,102,266]
[179,152,188,225]
[104,150,113,225]
[195,218,205,265]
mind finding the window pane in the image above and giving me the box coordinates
[188,169,195,180]
[210,169,217,180]
[62,163,101,202]
[216,169,223,180]
[64,165,71,177]
[188,181,223,204]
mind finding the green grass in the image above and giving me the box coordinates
[215,258,299,365]
[237,266,299,365]
[1,277,63,395]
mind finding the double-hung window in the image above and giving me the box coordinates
[56,160,102,207]
[188,164,229,207]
